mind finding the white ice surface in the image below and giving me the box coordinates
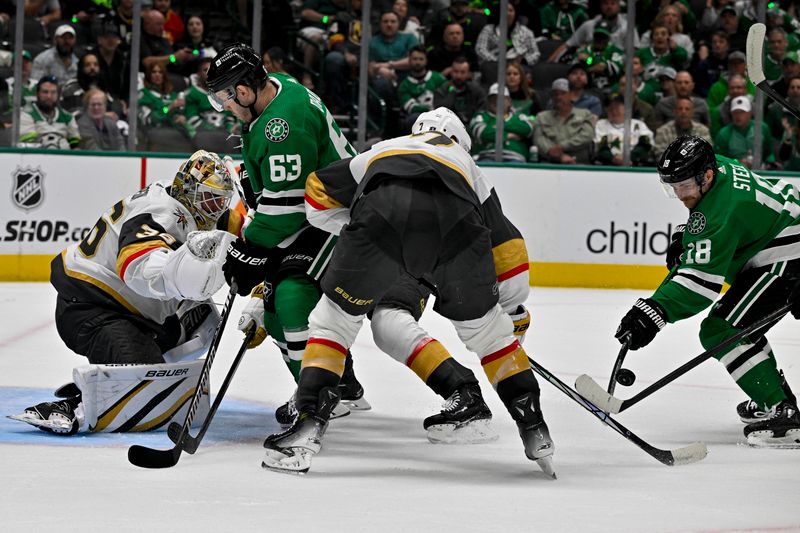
[1,283,798,533]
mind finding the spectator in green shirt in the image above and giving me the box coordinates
[714,95,775,168]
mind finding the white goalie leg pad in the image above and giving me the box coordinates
[452,304,517,357]
[308,295,365,349]
[370,306,429,364]
[73,360,210,433]
[163,302,221,363]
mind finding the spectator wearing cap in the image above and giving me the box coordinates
[565,62,602,117]
[433,56,486,125]
[77,88,125,151]
[635,23,688,71]
[533,78,594,164]
[428,0,485,51]
[764,27,791,82]
[469,82,535,162]
[184,56,238,153]
[777,77,800,170]
[594,94,654,166]
[475,1,541,87]
[141,8,193,73]
[6,50,37,107]
[426,22,479,77]
[19,75,80,149]
[547,0,638,63]
[707,50,754,108]
[710,73,748,138]
[651,70,710,130]
[96,21,129,101]
[654,65,677,101]
[653,95,711,156]
[691,30,731,98]
[153,0,184,45]
[539,0,589,42]
[572,21,624,91]
[770,51,800,99]
[714,95,775,168]
[715,5,747,53]
[398,46,447,131]
[31,24,79,85]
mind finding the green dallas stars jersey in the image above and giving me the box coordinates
[240,72,356,249]
[652,155,800,322]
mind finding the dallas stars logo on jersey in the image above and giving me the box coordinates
[687,211,706,234]
[265,118,290,142]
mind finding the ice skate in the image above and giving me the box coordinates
[508,392,556,479]
[8,396,82,436]
[423,383,498,444]
[277,392,350,428]
[262,387,340,474]
[737,371,796,423]
[339,352,371,411]
[744,400,800,448]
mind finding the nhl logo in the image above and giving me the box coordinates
[265,118,289,142]
[11,166,45,211]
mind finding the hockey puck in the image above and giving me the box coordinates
[615,368,636,387]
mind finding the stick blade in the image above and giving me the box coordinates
[669,441,708,466]
[127,444,181,469]
[575,374,623,413]
[746,22,767,85]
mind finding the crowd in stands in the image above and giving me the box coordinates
[1,0,800,170]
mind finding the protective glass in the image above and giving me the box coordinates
[207,87,236,112]
[659,174,701,198]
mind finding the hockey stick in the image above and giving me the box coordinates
[747,22,800,121]
[575,302,792,414]
[528,358,707,466]
[166,327,255,454]
[128,282,238,469]
[607,339,630,395]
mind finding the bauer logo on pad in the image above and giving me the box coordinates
[11,166,45,211]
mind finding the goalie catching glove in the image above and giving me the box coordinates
[238,283,268,349]
[223,237,270,296]
[615,298,667,350]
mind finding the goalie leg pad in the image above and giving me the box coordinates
[73,360,210,433]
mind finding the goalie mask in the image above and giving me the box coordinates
[172,150,234,230]
[412,107,472,152]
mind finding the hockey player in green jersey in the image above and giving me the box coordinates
[204,43,368,421]
[614,135,800,448]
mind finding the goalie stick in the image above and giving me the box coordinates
[575,303,792,414]
[528,358,707,466]
[747,22,800,121]
[128,283,238,469]
[166,327,255,454]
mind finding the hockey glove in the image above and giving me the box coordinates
[791,281,800,320]
[615,298,667,350]
[222,237,270,296]
[238,283,268,349]
[510,305,531,344]
[666,224,685,270]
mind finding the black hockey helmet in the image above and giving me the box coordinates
[657,135,717,186]
[206,43,268,110]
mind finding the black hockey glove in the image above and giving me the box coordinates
[791,281,800,320]
[615,298,668,350]
[222,237,270,296]
[666,224,685,270]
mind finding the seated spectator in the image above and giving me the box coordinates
[393,0,424,45]
[469,82,535,162]
[426,22,478,77]
[433,56,486,126]
[95,21,129,101]
[506,61,541,115]
[617,74,656,126]
[770,51,800,99]
[110,0,135,50]
[566,62,601,118]
[594,94,654,166]
[653,65,677,101]
[141,8,193,73]
[475,1,540,87]
[24,0,61,28]
[713,95,774,168]
[77,88,125,151]
[707,51,754,108]
[764,27,791,82]
[428,0,485,50]
[173,14,217,78]
[710,73,748,138]
[299,0,346,89]
[651,70,710,129]
[31,24,79,85]
[609,55,657,106]
[137,63,192,152]
[547,0,637,62]
[638,4,694,61]
[691,30,731,98]
[369,11,419,104]
[184,56,238,153]
[767,76,800,139]
[539,0,589,42]
[62,52,109,115]
[154,0,184,45]
[635,23,688,72]
[398,46,447,131]
[573,21,624,92]
[322,0,361,113]
[777,115,800,171]
[19,75,80,149]
[533,78,594,164]
[7,50,37,107]
[654,95,711,156]
[263,47,290,75]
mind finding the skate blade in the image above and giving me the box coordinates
[261,448,313,475]
[426,419,499,444]
[340,397,372,411]
[330,402,351,420]
[7,413,73,432]
[535,456,557,479]
[746,429,800,448]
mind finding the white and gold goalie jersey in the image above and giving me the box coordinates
[304,131,531,311]
[51,182,242,323]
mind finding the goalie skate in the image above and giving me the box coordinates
[8,398,82,436]
[744,401,800,449]
[424,383,497,444]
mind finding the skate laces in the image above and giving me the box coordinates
[441,391,462,413]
